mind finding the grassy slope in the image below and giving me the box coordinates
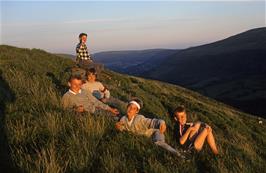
[0,45,266,173]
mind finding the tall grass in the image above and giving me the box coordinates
[0,45,266,173]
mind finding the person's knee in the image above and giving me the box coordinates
[153,131,165,143]
[194,143,202,151]
[194,122,201,129]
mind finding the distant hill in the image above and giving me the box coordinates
[0,45,266,173]
[55,53,76,61]
[93,49,178,75]
[143,27,266,117]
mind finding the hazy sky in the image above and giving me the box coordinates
[1,1,265,54]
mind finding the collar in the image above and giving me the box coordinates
[179,124,183,136]
[127,115,136,127]
[69,89,81,95]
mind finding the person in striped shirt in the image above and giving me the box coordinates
[76,33,93,68]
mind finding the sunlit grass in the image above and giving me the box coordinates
[0,45,265,173]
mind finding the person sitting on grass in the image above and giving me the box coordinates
[61,75,119,117]
[173,105,219,155]
[115,98,184,158]
[81,68,110,103]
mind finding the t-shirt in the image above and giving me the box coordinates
[81,81,110,99]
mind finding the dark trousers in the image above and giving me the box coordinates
[77,59,93,69]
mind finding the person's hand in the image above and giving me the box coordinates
[76,105,85,113]
[189,126,197,132]
[205,125,212,133]
[159,122,167,134]
[115,121,124,131]
[100,98,107,103]
[110,108,119,116]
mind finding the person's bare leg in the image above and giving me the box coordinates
[193,128,208,151]
[206,131,219,154]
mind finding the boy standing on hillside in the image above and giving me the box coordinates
[173,106,218,155]
[76,33,93,68]
[62,76,119,117]
[115,98,184,158]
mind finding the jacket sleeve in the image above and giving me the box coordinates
[118,116,127,131]
[98,82,110,99]
[139,115,165,129]
[86,90,110,110]
[61,94,75,111]
[76,43,83,61]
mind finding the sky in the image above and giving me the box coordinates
[1,1,265,54]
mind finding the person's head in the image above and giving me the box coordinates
[174,105,187,125]
[79,33,87,43]
[127,98,143,120]
[86,68,97,82]
[68,75,83,93]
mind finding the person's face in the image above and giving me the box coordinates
[68,79,82,93]
[127,104,139,120]
[175,111,187,125]
[81,35,87,43]
[87,73,96,82]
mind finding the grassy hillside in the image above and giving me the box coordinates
[0,45,266,173]
[55,54,76,61]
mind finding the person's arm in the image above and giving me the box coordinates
[88,91,109,109]
[86,90,119,115]
[115,116,126,131]
[149,118,166,134]
[61,94,71,110]
[76,43,84,53]
[76,43,82,62]
[148,118,165,129]
[139,116,166,133]
[98,83,110,98]
[179,126,197,145]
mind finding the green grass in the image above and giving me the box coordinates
[0,45,266,173]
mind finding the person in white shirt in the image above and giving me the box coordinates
[81,68,110,103]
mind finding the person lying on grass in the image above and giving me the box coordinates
[61,75,119,117]
[173,105,219,155]
[115,98,184,158]
[81,68,110,103]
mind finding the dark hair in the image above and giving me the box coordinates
[68,75,82,82]
[128,97,143,109]
[85,68,97,77]
[174,105,186,115]
[79,33,87,38]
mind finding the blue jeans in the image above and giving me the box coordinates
[152,130,184,158]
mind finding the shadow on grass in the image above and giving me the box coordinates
[0,70,20,172]
[46,72,68,95]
